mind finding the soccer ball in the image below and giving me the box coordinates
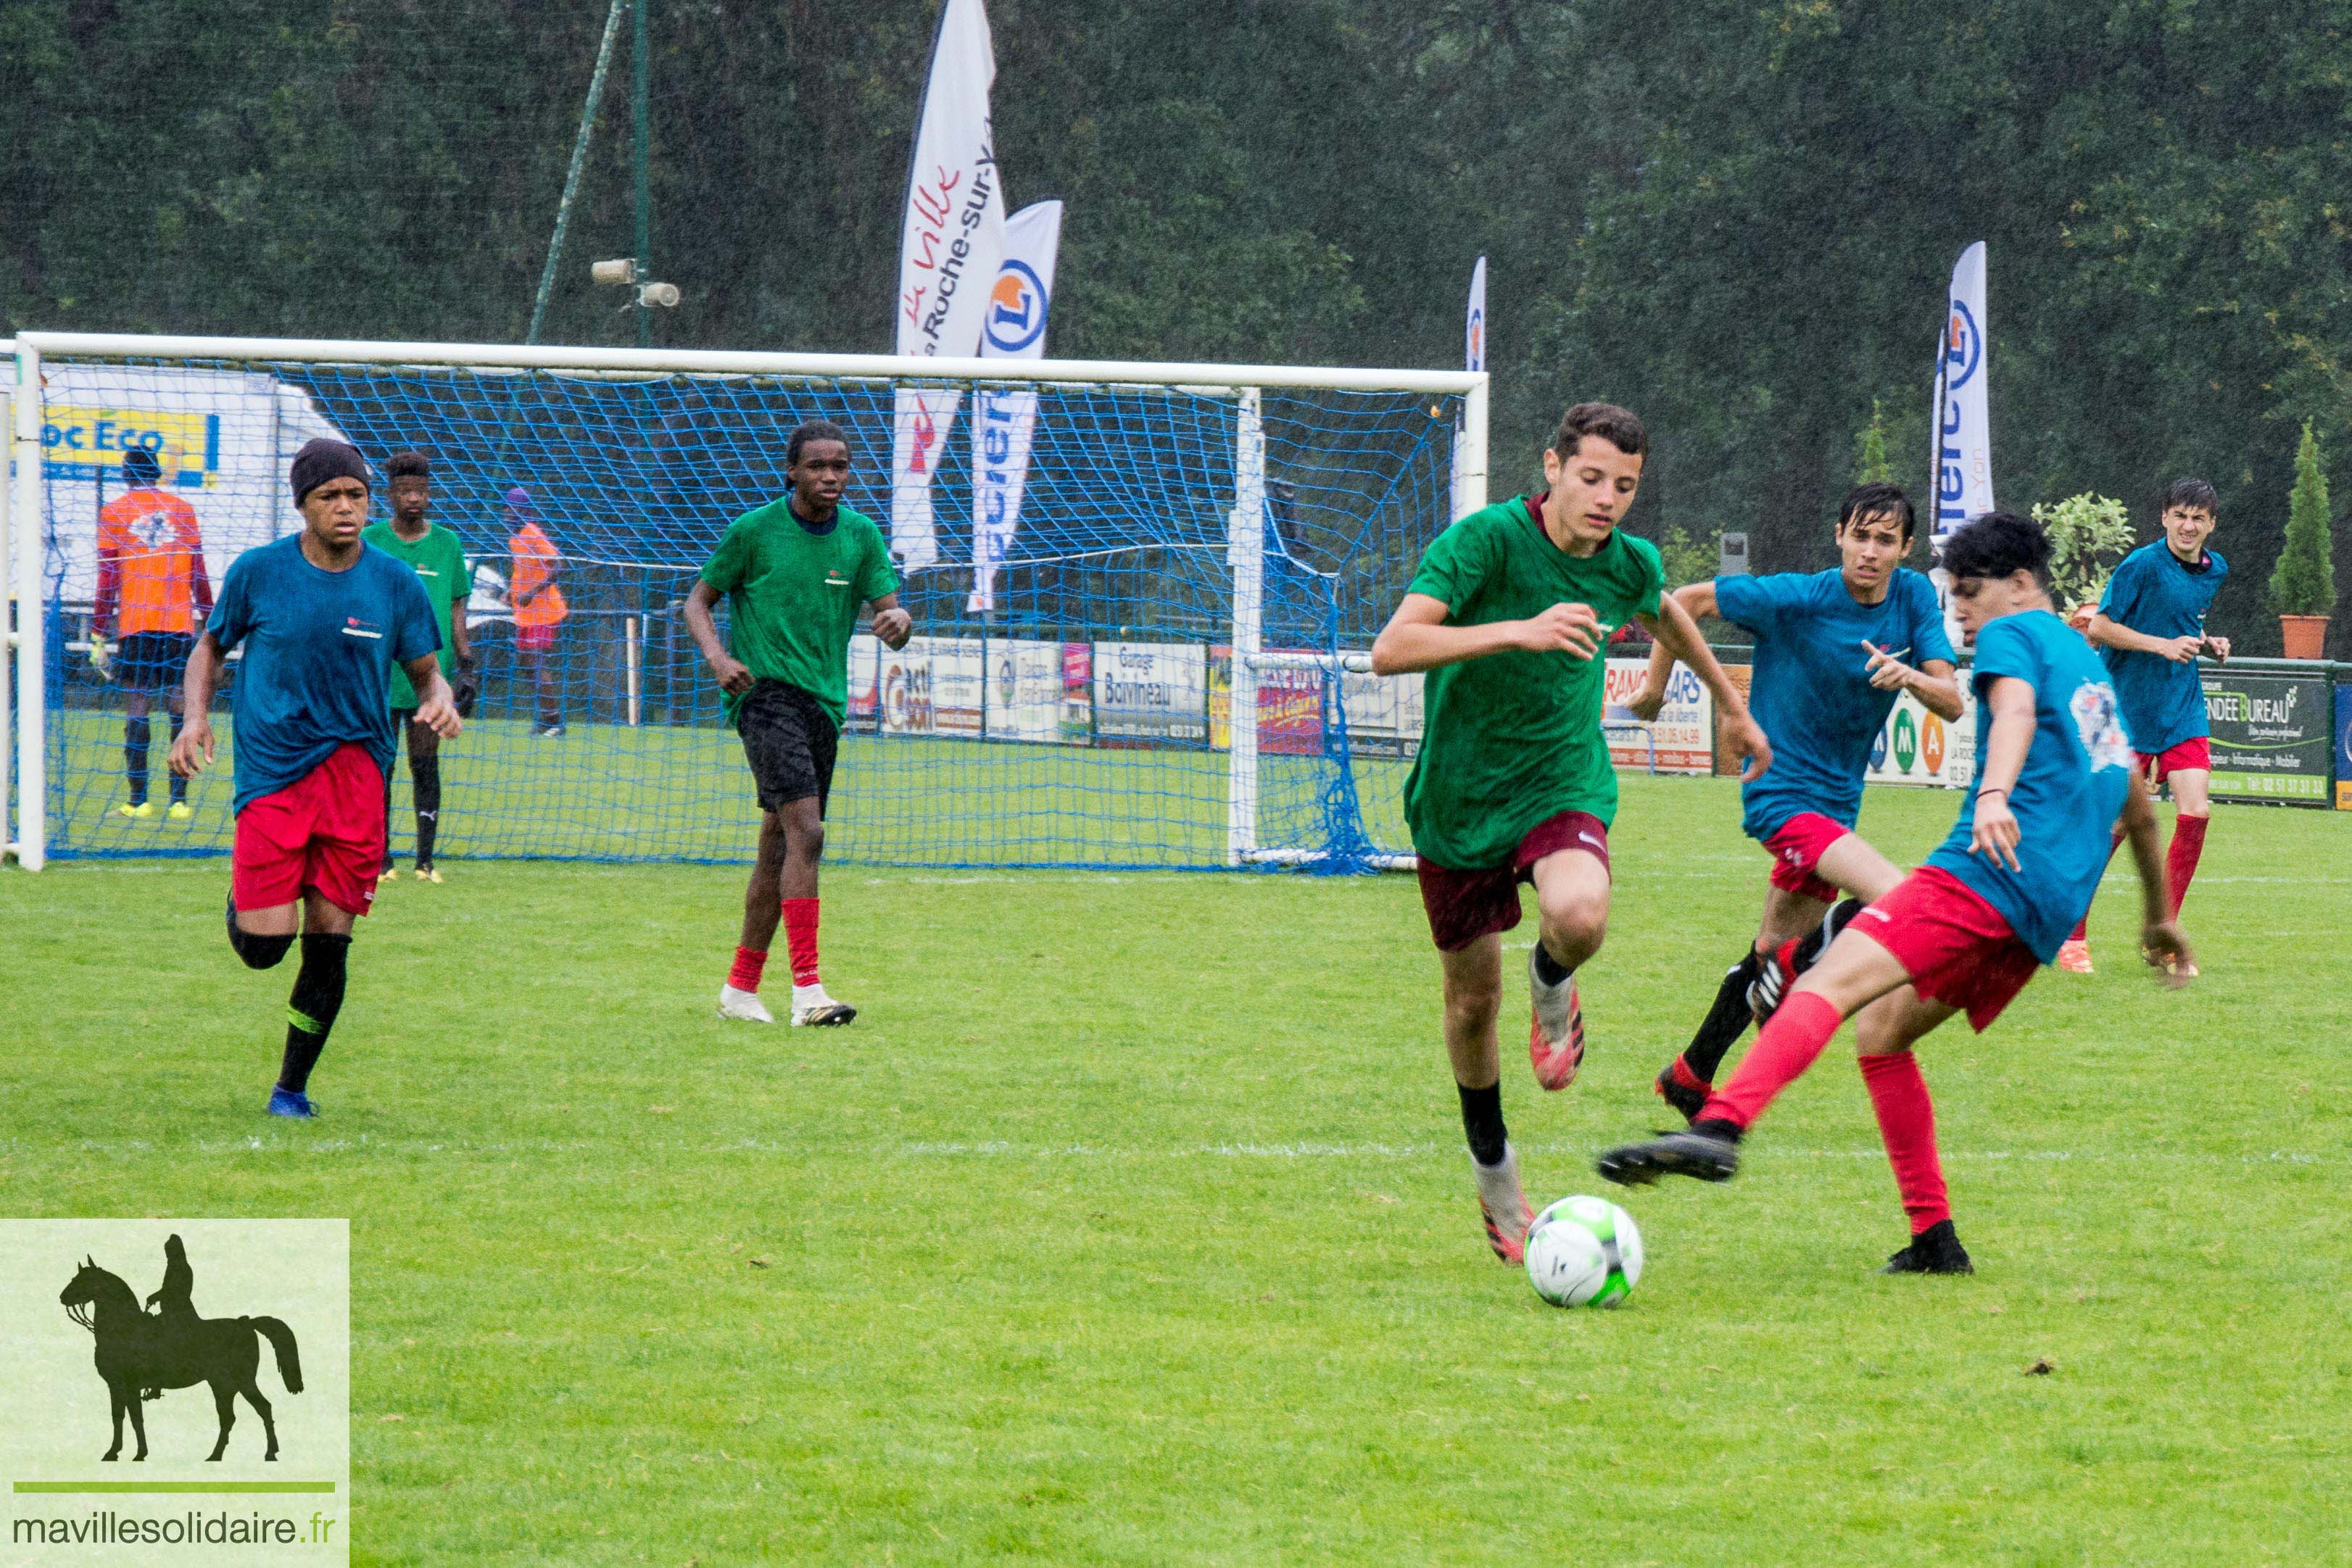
[1525,1195,1643,1308]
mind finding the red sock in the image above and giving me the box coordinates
[1697,991,1844,1130]
[726,945,768,992]
[2070,826,2128,940]
[2166,814,2208,918]
[1859,1050,1950,1235]
[782,897,821,987]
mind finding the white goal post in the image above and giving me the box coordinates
[5,331,1485,872]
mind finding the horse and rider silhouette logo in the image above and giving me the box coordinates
[57,1235,303,1463]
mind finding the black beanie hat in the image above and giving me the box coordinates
[122,448,162,485]
[289,439,370,506]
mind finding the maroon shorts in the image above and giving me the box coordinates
[2136,736,2210,782]
[231,743,387,917]
[1416,810,1611,953]
[515,622,560,654]
[1762,810,1852,904]
[1848,866,2040,1032]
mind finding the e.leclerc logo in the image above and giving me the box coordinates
[984,261,1049,354]
[1944,301,1983,391]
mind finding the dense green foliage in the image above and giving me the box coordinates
[8,1,2352,649]
[2274,419,2337,617]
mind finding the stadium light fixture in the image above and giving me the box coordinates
[590,259,679,308]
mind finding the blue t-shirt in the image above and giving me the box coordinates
[1925,610,2134,963]
[1716,567,1955,841]
[2097,541,2228,752]
[208,535,440,813]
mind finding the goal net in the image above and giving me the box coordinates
[4,334,1483,872]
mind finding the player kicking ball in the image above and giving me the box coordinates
[171,440,456,1118]
[1628,482,1960,1121]
[685,419,910,1026]
[1370,401,1769,1264]
[2060,478,2229,975]
[1594,513,2192,1274]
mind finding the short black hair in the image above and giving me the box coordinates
[386,450,431,481]
[787,419,851,469]
[1838,481,1915,540]
[122,448,162,484]
[1550,402,1647,460]
[2161,477,2219,515]
[1939,510,2050,587]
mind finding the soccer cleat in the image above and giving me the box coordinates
[1596,1126,1742,1187]
[790,982,856,1027]
[1472,1145,1535,1264]
[1526,949,1585,1091]
[1747,938,1797,1024]
[534,722,566,739]
[415,864,443,884]
[117,800,155,820]
[717,984,774,1024]
[1879,1219,1974,1275]
[266,1087,318,1119]
[1480,1191,1536,1265]
[2056,938,2094,975]
[1653,1056,1713,1124]
[166,801,194,822]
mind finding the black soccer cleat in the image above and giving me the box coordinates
[1749,897,1868,1026]
[1653,1058,1712,1124]
[1879,1218,1974,1275]
[1596,1124,1742,1187]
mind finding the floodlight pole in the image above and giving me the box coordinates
[632,0,653,350]
[526,0,626,346]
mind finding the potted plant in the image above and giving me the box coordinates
[2272,420,2337,659]
[2030,492,2135,637]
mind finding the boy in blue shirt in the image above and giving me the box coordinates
[2061,478,2230,973]
[171,439,458,1118]
[1595,513,2193,1274]
[1628,484,1961,1121]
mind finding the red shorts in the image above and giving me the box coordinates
[1762,810,1853,904]
[1416,811,1611,953]
[1848,866,2040,1032]
[231,743,388,917]
[515,622,560,654]
[2135,736,2210,782]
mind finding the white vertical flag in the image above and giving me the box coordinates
[1930,241,1992,643]
[892,0,1007,573]
[968,199,1063,615]
[1450,256,1486,522]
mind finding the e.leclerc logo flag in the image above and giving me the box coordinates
[968,199,1063,615]
[1929,241,1992,646]
[1449,255,1486,523]
[892,0,1007,573]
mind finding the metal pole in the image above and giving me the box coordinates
[526,0,628,345]
[12,341,46,869]
[0,341,12,863]
[632,0,652,350]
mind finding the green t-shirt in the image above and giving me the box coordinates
[699,498,899,729]
[361,521,469,709]
[1401,495,1665,868]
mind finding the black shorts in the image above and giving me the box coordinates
[738,680,838,816]
[115,631,193,691]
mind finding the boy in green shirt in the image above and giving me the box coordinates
[1370,401,1769,1265]
[360,451,476,882]
[685,420,911,1027]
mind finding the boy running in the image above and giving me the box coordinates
[171,439,457,1118]
[2060,478,2229,974]
[94,447,212,820]
[361,451,476,882]
[1595,513,2192,1274]
[1629,482,1960,1120]
[684,420,911,1026]
[1368,402,1770,1264]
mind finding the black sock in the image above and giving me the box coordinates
[412,755,441,864]
[124,715,151,804]
[1681,951,1764,1082]
[1531,941,1574,987]
[1457,1080,1508,1166]
[276,933,351,1095]
[225,897,294,970]
[1691,1116,1744,1143]
[166,713,187,802]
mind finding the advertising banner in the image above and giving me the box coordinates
[2337,685,2352,810]
[969,199,1062,613]
[848,632,882,731]
[1602,657,1713,774]
[1449,255,1486,523]
[1340,667,1423,760]
[1930,241,1992,649]
[1866,684,1977,789]
[2203,671,2332,805]
[984,637,1090,744]
[890,0,1006,572]
[1093,641,1206,745]
[879,635,985,738]
[1209,648,1323,755]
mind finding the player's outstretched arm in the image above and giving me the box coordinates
[1368,592,1599,676]
[2086,613,2201,664]
[682,581,754,694]
[1865,646,1966,722]
[1965,675,2037,871]
[868,592,912,650]
[407,658,463,740]
[1638,591,1771,781]
[2120,772,2194,982]
[168,633,225,778]
[1628,582,1714,720]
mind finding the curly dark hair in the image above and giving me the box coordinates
[786,419,851,468]
[1938,510,2050,587]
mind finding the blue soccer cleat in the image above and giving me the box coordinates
[266,1087,318,1119]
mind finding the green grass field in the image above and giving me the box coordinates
[3,776,2347,1564]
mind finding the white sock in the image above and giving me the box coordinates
[1472,1141,1525,1219]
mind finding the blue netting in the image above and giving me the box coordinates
[38,354,1459,869]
